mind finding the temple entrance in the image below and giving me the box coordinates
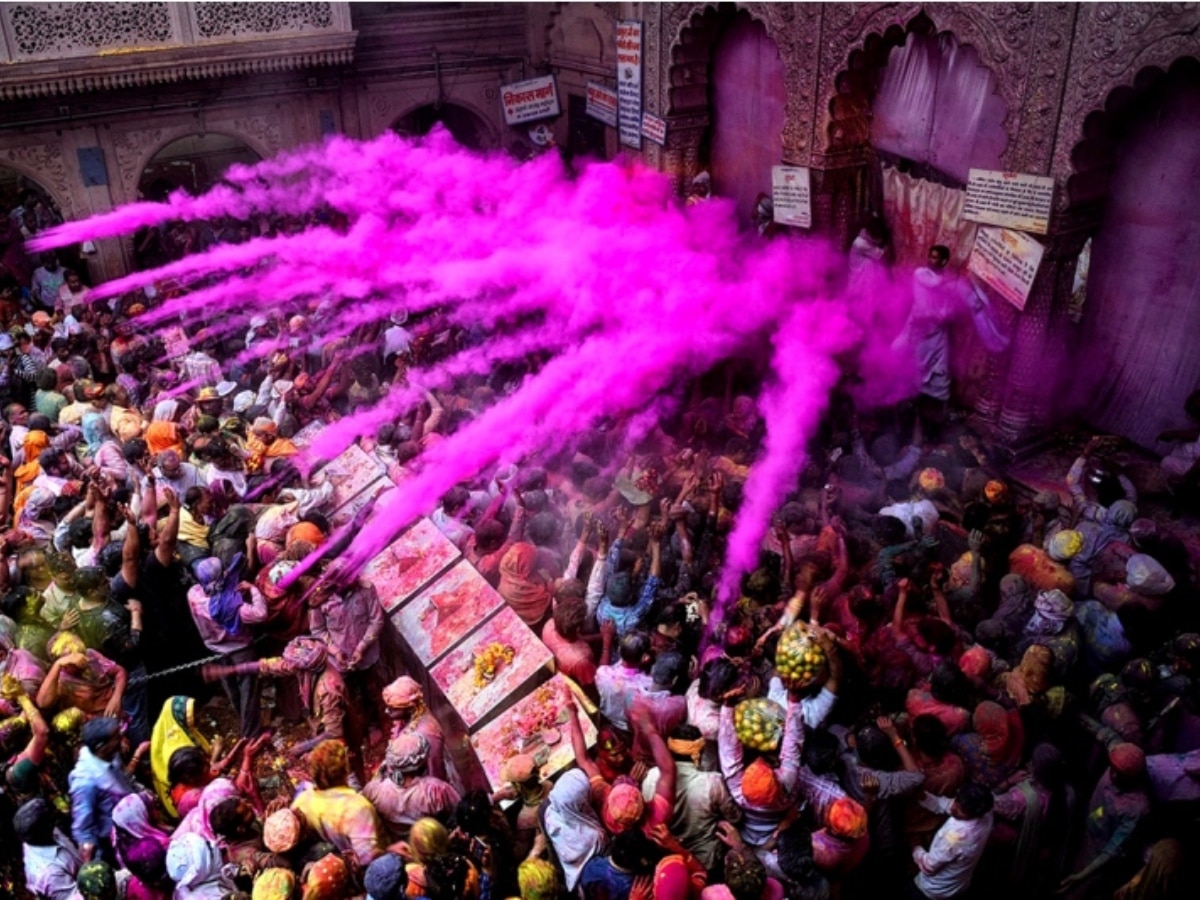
[709,12,786,229]
[138,133,262,200]
[394,103,494,151]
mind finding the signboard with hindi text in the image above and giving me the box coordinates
[962,169,1055,235]
[586,82,618,128]
[967,226,1045,311]
[500,75,560,126]
[616,20,642,149]
[772,165,812,228]
[641,112,667,146]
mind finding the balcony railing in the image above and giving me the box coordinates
[0,2,356,99]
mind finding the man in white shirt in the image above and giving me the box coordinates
[910,783,994,899]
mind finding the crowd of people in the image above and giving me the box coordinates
[0,183,1196,900]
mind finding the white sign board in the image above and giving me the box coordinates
[616,20,642,149]
[641,112,667,146]
[771,165,812,228]
[962,169,1055,235]
[500,75,560,126]
[967,226,1045,311]
[586,82,618,128]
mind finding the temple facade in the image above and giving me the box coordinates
[3,2,1200,448]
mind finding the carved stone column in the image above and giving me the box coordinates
[660,111,710,197]
[994,230,1090,444]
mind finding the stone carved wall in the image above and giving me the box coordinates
[1051,3,1200,196]
[4,3,175,59]
[0,141,75,219]
[193,2,334,40]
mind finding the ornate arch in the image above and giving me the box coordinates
[0,140,76,219]
[389,99,500,151]
[1052,5,1200,182]
[110,119,280,206]
[813,4,1037,167]
[1061,57,1200,211]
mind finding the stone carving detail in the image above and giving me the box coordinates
[1006,3,1076,175]
[0,142,74,219]
[231,116,284,156]
[1051,3,1200,182]
[111,127,167,199]
[5,3,174,58]
[193,2,334,39]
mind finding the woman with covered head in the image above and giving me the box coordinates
[539,768,609,892]
[150,696,249,820]
[1019,588,1081,677]
[166,831,239,899]
[363,732,461,840]
[36,630,127,721]
[381,674,446,781]
[950,700,1025,790]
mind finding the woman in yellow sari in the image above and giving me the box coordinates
[150,696,212,818]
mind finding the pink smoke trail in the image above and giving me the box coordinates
[710,303,860,639]
[33,128,924,624]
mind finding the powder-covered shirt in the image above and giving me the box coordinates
[292,785,385,864]
[541,618,597,687]
[362,774,461,836]
[594,663,654,732]
[912,795,993,899]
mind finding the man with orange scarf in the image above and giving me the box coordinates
[246,418,297,474]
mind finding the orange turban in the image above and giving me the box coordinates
[918,468,945,492]
[984,480,1009,503]
[741,757,783,807]
[826,797,868,839]
[286,521,326,548]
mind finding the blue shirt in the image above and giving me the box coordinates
[68,747,136,848]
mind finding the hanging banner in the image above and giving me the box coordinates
[962,169,1055,234]
[967,226,1045,311]
[616,20,642,149]
[500,75,560,126]
[586,82,618,128]
[641,112,667,146]
[771,165,811,228]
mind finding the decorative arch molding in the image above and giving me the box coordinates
[658,3,821,163]
[1052,2,1200,205]
[1062,57,1200,212]
[0,139,75,219]
[365,87,501,148]
[813,3,1037,168]
[110,118,280,205]
[389,100,500,152]
[544,2,617,71]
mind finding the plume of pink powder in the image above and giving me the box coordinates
[33,128,925,622]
